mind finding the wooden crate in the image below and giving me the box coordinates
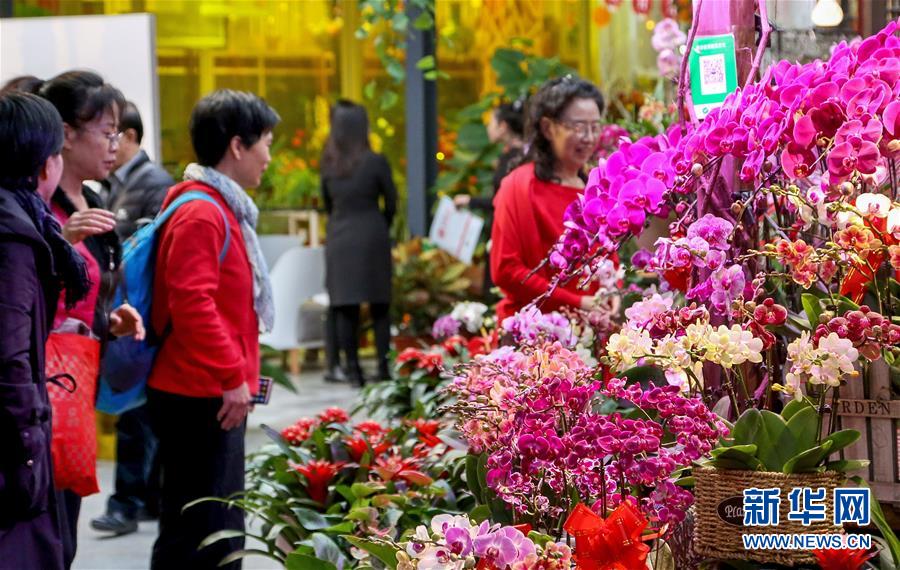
[832,359,900,504]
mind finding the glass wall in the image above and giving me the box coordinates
[12,0,644,212]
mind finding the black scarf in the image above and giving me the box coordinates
[12,189,91,308]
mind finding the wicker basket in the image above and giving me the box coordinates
[693,466,844,566]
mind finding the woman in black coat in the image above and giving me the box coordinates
[321,100,397,385]
[0,93,91,570]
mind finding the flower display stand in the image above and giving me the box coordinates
[832,359,900,504]
[693,467,842,566]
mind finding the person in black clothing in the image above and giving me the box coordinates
[104,101,175,237]
[454,100,525,301]
[321,100,397,386]
[90,101,173,537]
[0,91,91,570]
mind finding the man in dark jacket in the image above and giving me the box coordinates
[104,101,174,238]
[90,101,174,537]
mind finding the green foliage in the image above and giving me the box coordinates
[191,413,471,568]
[391,238,471,336]
[357,0,438,110]
[705,401,866,474]
[432,44,573,198]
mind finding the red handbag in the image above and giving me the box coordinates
[45,331,101,497]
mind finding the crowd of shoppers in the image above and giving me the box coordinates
[0,72,280,570]
[0,69,606,568]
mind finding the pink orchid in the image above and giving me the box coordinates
[705,125,750,157]
[827,120,882,180]
[619,177,666,215]
[781,141,818,180]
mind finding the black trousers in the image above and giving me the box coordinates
[56,489,80,570]
[108,403,160,518]
[148,389,245,570]
[333,303,390,373]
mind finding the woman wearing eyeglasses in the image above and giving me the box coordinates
[37,70,145,569]
[490,76,606,322]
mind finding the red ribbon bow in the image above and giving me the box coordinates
[563,502,651,570]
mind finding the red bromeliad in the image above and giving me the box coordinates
[293,460,345,505]
[812,547,876,570]
[372,453,433,486]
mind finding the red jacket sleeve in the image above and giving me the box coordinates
[490,176,583,312]
[158,205,245,391]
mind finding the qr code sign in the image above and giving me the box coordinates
[699,53,727,95]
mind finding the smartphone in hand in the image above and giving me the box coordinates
[251,376,274,405]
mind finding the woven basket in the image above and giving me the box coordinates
[693,466,844,566]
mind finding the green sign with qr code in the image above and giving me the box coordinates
[689,33,738,120]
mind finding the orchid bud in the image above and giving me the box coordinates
[691,163,703,176]
[730,202,743,215]
[839,181,854,196]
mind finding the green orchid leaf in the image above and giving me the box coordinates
[728,408,763,446]
[709,447,763,471]
[710,444,758,458]
[783,440,833,474]
[801,293,823,327]
[821,429,861,456]
[785,406,819,454]
[343,536,398,569]
[757,410,792,471]
[781,398,813,421]
[824,459,870,473]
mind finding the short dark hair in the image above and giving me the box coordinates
[0,92,64,192]
[525,76,605,183]
[0,75,44,95]
[38,70,125,129]
[119,101,143,144]
[189,89,280,167]
[321,99,370,179]
[494,99,525,138]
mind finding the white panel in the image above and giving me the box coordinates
[1,13,161,163]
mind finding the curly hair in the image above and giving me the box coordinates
[523,76,604,183]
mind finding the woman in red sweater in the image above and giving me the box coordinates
[491,76,606,321]
[148,90,278,570]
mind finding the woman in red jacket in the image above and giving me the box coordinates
[491,76,606,321]
[148,89,278,570]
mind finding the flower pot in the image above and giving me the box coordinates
[693,466,843,567]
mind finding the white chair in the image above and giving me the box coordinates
[259,246,327,373]
[259,234,304,270]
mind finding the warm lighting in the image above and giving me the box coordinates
[811,0,843,27]
[436,152,445,161]
[645,19,656,31]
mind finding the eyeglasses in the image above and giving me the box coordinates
[82,127,123,147]
[556,119,603,139]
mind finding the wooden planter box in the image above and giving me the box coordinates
[830,359,900,504]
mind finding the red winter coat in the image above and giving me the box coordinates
[148,181,260,398]
[490,163,598,322]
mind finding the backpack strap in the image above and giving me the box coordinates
[157,190,231,262]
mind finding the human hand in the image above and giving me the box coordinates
[453,194,471,208]
[109,304,145,340]
[218,383,251,431]
[62,209,116,244]
[580,295,598,311]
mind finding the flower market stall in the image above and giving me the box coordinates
[210,6,900,570]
